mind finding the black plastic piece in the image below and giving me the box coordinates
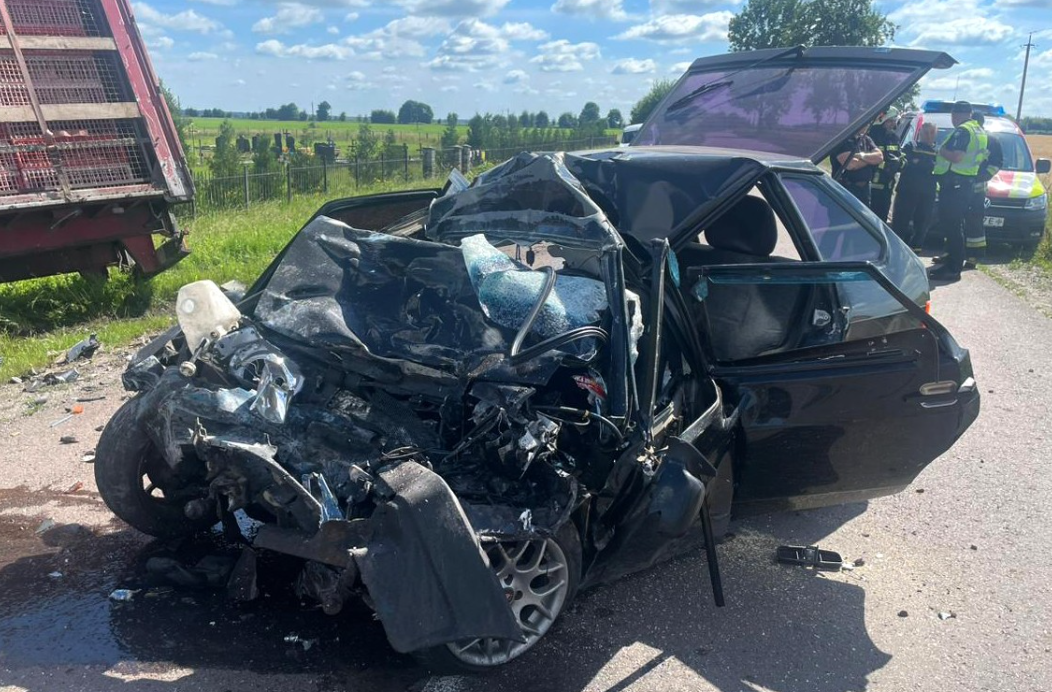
[776,545,843,571]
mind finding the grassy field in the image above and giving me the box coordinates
[1025,135,1052,268]
[0,178,431,380]
[188,118,466,151]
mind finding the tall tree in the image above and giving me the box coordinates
[607,108,624,129]
[316,100,332,122]
[630,79,674,125]
[557,112,577,129]
[728,0,895,51]
[441,112,460,150]
[535,110,550,128]
[209,120,242,178]
[397,100,434,124]
[371,109,397,124]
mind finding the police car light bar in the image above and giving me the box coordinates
[921,100,1006,116]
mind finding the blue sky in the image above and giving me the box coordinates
[138,0,1052,120]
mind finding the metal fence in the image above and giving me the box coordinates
[190,136,618,214]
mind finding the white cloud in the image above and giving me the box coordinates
[256,39,353,59]
[132,3,222,34]
[391,0,509,17]
[344,11,359,20]
[190,0,237,5]
[150,35,174,50]
[503,69,529,84]
[650,0,739,12]
[474,81,496,91]
[344,16,450,60]
[611,57,655,74]
[994,0,1052,6]
[615,12,733,43]
[441,85,460,92]
[345,70,373,90]
[551,0,628,21]
[908,17,1014,46]
[328,25,339,34]
[252,3,324,34]
[233,78,246,86]
[425,18,547,71]
[530,39,601,72]
[670,60,691,73]
[188,51,218,60]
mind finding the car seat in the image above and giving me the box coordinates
[678,196,808,362]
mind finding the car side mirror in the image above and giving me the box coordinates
[1037,159,1051,175]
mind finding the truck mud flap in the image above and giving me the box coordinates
[354,462,523,654]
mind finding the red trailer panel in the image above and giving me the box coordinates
[0,0,193,282]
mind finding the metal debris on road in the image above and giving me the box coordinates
[938,611,957,620]
[66,334,100,363]
[47,571,63,578]
[34,519,56,534]
[109,589,138,602]
[82,450,96,463]
[775,545,844,571]
[44,369,80,386]
[853,557,866,567]
[283,634,319,651]
[59,435,78,444]
[76,395,107,403]
[49,415,74,428]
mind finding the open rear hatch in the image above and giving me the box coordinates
[634,46,956,163]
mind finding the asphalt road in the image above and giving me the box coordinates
[0,267,1049,692]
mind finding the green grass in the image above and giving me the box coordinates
[0,178,432,380]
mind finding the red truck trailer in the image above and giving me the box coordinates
[0,0,193,282]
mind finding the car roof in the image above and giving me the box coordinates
[916,111,1024,135]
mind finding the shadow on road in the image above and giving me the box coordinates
[0,498,889,692]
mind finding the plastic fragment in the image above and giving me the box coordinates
[82,450,96,463]
[59,435,78,445]
[66,334,100,363]
[34,519,56,534]
[50,415,74,428]
[71,405,84,415]
[109,589,137,602]
[48,571,63,578]
[44,369,80,386]
[938,611,956,620]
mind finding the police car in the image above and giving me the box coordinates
[898,101,1051,249]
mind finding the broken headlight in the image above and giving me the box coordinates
[213,327,303,425]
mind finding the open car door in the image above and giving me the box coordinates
[688,261,979,513]
[634,46,957,163]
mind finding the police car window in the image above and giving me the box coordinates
[991,133,1032,172]
[782,177,883,262]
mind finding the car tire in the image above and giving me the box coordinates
[412,520,582,673]
[95,396,213,538]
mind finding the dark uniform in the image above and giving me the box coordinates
[890,139,937,248]
[868,125,903,223]
[930,113,987,279]
[831,133,880,206]
[964,127,1002,265]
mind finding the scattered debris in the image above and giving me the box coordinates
[970,545,978,551]
[915,488,925,493]
[70,404,84,415]
[937,611,956,621]
[47,571,63,578]
[897,610,909,618]
[34,518,56,534]
[44,369,80,386]
[775,545,844,571]
[853,557,866,567]
[144,586,176,599]
[283,634,319,651]
[9,376,22,385]
[59,435,78,444]
[66,481,84,494]
[226,547,260,602]
[76,395,107,403]
[109,589,137,602]
[66,334,100,363]
[841,561,855,571]
[94,425,104,432]
[49,415,74,428]
[145,554,237,589]
[82,450,96,463]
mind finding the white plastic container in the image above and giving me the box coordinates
[176,280,242,351]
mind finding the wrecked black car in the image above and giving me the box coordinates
[96,47,979,671]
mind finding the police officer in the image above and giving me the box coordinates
[867,107,903,223]
[929,100,987,282]
[962,111,1002,268]
[831,127,883,206]
[891,122,938,249]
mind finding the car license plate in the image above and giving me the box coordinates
[983,216,1004,227]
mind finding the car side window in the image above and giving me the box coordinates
[782,177,883,262]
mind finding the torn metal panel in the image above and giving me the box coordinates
[354,462,523,653]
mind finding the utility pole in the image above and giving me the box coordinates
[1017,32,1035,121]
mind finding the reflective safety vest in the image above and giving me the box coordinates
[934,120,988,177]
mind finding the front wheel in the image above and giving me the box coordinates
[413,522,581,673]
[95,396,213,538]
